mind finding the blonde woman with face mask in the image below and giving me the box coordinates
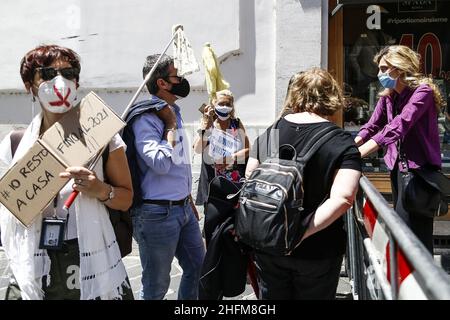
[355,45,445,253]
[0,45,133,300]
[193,89,250,243]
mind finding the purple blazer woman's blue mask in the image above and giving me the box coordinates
[378,71,397,89]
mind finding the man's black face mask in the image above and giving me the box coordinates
[168,78,190,98]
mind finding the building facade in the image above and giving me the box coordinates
[0,0,328,138]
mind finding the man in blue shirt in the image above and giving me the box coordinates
[123,54,205,300]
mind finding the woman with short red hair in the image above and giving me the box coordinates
[0,45,133,300]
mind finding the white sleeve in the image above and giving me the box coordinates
[108,133,126,153]
[0,132,12,177]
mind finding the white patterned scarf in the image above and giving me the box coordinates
[0,113,128,300]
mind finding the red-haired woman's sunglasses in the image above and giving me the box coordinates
[36,67,80,81]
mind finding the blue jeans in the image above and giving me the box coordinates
[132,202,205,300]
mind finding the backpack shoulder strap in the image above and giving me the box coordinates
[296,125,340,163]
[268,117,283,157]
[272,117,283,130]
[10,128,26,157]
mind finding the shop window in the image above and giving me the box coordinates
[343,1,450,173]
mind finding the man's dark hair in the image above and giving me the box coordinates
[142,54,173,94]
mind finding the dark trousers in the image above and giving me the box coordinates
[391,167,434,253]
[254,253,343,300]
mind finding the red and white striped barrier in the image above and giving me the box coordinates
[362,198,427,299]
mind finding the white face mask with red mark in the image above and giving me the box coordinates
[37,75,78,114]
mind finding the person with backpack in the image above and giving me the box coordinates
[193,89,250,243]
[0,45,134,299]
[355,45,446,253]
[122,53,205,300]
[244,68,362,300]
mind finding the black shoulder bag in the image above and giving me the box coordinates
[394,106,450,218]
[399,155,449,218]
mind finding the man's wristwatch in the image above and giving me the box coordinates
[100,184,115,203]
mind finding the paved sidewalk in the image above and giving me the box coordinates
[1,238,354,300]
[123,239,257,300]
[0,240,257,300]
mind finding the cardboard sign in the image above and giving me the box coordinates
[208,128,241,159]
[39,92,125,167]
[0,142,68,227]
[0,91,125,226]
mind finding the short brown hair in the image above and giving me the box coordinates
[20,44,81,85]
[142,54,173,94]
[281,68,343,116]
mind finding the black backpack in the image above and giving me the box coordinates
[235,123,339,256]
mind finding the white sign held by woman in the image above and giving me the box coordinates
[208,128,241,159]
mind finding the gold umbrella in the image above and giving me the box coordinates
[202,42,230,103]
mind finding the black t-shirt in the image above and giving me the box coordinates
[250,118,362,259]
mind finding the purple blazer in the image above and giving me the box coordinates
[357,84,441,171]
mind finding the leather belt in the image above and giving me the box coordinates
[143,197,190,206]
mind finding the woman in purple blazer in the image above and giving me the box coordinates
[355,45,445,253]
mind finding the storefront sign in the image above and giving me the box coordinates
[398,1,437,12]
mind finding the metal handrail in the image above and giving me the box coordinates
[358,175,450,300]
